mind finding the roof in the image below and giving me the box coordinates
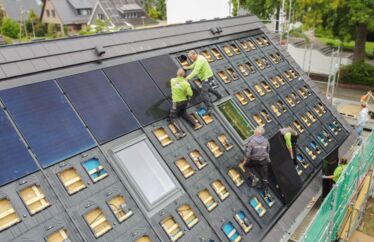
[0,15,262,84]
[94,0,156,27]
[67,0,94,9]
[0,15,354,242]
[42,0,95,24]
[0,0,41,22]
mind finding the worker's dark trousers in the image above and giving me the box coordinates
[291,136,298,165]
[170,101,196,132]
[244,159,269,192]
[201,77,222,110]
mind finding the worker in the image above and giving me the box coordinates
[356,103,369,144]
[279,127,299,163]
[244,126,271,197]
[322,158,348,183]
[185,50,222,114]
[170,68,201,138]
[360,90,373,106]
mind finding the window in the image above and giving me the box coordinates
[82,158,108,183]
[58,167,86,195]
[201,50,214,62]
[222,222,242,241]
[228,168,244,187]
[153,127,173,147]
[84,207,112,238]
[234,211,253,234]
[46,9,50,17]
[98,13,105,20]
[46,229,69,242]
[198,189,218,212]
[250,197,266,217]
[211,180,229,201]
[107,195,133,222]
[113,138,180,211]
[211,48,223,59]
[189,150,207,169]
[175,158,195,178]
[160,216,184,241]
[51,10,55,18]
[135,236,152,242]
[19,185,50,215]
[77,9,91,16]
[177,204,199,229]
[217,99,254,141]
[207,140,223,158]
[0,198,20,231]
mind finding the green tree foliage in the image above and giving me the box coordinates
[143,0,165,20]
[1,17,20,38]
[156,0,166,20]
[231,0,239,16]
[339,61,374,86]
[240,0,281,30]
[298,0,374,63]
[94,19,110,33]
[240,0,279,20]
[26,10,47,37]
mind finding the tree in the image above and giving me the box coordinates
[231,0,239,16]
[26,10,47,37]
[346,0,374,63]
[240,0,281,31]
[1,17,20,38]
[156,0,166,20]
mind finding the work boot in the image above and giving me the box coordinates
[250,177,259,187]
[215,94,222,102]
[295,165,303,176]
[205,108,213,115]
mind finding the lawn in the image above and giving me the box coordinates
[318,37,374,57]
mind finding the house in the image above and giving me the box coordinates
[0,0,42,22]
[88,0,156,29]
[41,0,96,34]
[167,0,233,24]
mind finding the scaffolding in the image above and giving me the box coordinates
[300,131,374,242]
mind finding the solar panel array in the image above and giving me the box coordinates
[0,26,349,242]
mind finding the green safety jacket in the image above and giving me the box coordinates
[171,76,193,103]
[332,164,347,183]
[186,55,214,81]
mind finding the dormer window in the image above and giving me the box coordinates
[77,9,91,16]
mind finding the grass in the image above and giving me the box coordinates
[318,37,374,57]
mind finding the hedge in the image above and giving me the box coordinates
[339,62,374,86]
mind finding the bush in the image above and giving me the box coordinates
[1,17,20,38]
[339,62,374,86]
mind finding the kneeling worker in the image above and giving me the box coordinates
[185,50,222,114]
[244,126,271,197]
[170,68,201,138]
[279,127,299,163]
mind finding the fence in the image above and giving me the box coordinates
[300,131,374,242]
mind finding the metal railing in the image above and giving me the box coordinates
[300,131,374,241]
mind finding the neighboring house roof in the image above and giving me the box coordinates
[0,0,41,22]
[67,0,94,9]
[89,0,156,27]
[41,0,96,25]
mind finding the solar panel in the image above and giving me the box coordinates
[103,61,170,126]
[0,81,96,168]
[0,109,39,186]
[57,70,140,144]
[141,55,179,98]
